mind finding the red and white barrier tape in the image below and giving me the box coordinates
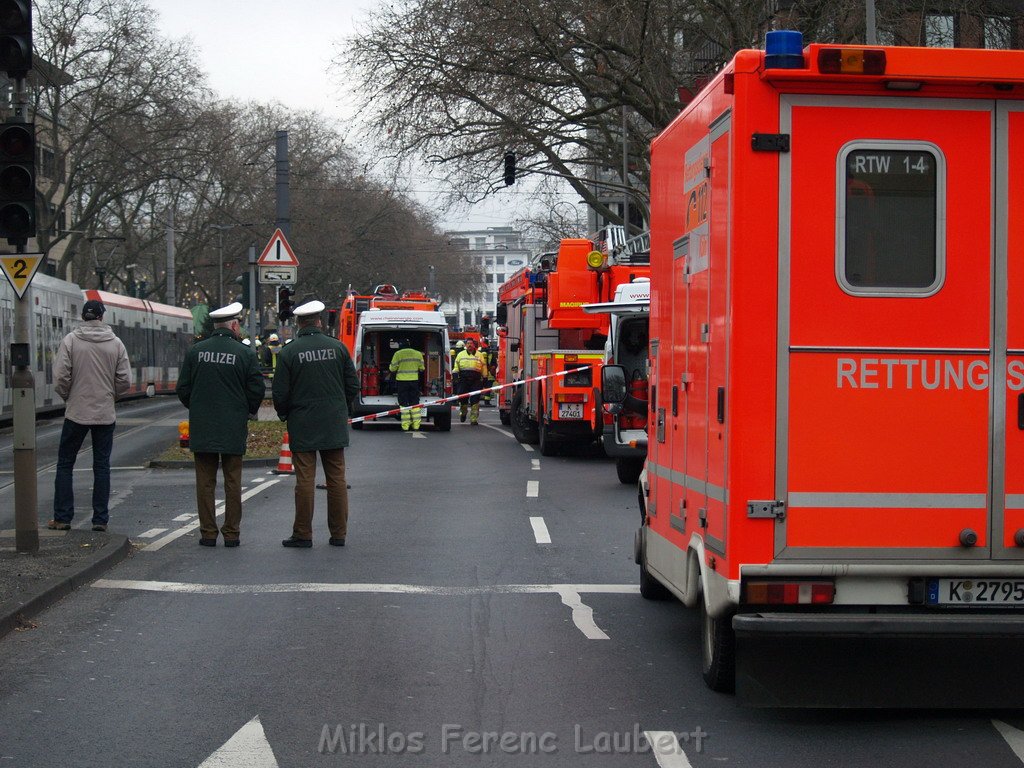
[347,366,587,425]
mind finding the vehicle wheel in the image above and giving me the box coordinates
[700,597,736,693]
[539,418,559,456]
[433,410,451,432]
[499,409,511,426]
[616,456,644,485]
[510,388,539,444]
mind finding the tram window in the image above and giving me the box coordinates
[838,143,944,296]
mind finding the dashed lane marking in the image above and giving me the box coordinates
[136,528,169,539]
[643,732,694,768]
[522,443,535,452]
[143,479,281,552]
[91,580,637,639]
[527,480,539,498]
[529,516,551,544]
[172,514,195,522]
[531,459,540,470]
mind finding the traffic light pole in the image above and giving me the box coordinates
[247,244,257,340]
[10,69,37,552]
[12,271,38,553]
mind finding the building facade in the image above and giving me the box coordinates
[444,227,534,328]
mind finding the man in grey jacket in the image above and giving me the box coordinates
[49,299,132,531]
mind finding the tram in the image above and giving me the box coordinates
[0,274,195,419]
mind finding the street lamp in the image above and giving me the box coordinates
[88,235,126,291]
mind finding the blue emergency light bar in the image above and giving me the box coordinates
[765,30,805,69]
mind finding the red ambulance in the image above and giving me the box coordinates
[605,32,1024,705]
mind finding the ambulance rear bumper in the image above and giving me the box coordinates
[734,612,1024,708]
[733,610,1024,637]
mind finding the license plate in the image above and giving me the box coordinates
[928,578,1024,605]
[558,403,584,419]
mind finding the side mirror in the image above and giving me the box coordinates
[496,304,508,325]
[601,365,627,406]
[480,316,491,337]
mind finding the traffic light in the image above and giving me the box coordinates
[234,273,251,308]
[277,286,294,321]
[503,151,516,186]
[0,120,35,244]
[0,0,31,78]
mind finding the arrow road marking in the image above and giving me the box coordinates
[199,715,279,768]
[994,720,1024,764]
[643,731,694,768]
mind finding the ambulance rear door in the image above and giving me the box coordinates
[776,94,1001,560]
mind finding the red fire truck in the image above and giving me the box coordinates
[497,236,649,456]
[604,33,1024,706]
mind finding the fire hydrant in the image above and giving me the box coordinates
[178,420,190,448]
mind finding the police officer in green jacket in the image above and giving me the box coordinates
[389,338,425,431]
[176,302,265,547]
[273,299,359,548]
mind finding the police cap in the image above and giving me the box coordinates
[209,302,244,321]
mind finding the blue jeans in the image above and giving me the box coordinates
[53,419,116,526]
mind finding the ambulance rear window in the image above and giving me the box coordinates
[838,143,944,296]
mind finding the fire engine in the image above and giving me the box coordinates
[340,285,452,431]
[497,235,649,456]
[584,235,650,483]
[604,32,1024,706]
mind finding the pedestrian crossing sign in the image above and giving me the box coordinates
[0,253,44,299]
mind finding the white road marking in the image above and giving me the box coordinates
[199,715,279,768]
[530,516,551,544]
[643,731,694,768]
[172,514,195,522]
[522,443,534,452]
[556,589,609,640]
[251,477,265,483]
[143,480,281,552]
[993,720,1024,764]
[481,423,514,439]
[136,528,169,539]
[412,432,427,439]
[92,579,632,640]
[531,459,540,470]
[526,480,539,498]
[74,466,147,471]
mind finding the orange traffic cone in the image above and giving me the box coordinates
[272,431,294,474]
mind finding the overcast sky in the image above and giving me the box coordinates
[148,0,514,231]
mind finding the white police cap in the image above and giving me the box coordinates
[241,338,251,346]
[209,301,244,320]
[292,299,326,317]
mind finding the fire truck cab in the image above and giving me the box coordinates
[584,273,650,484]
[621,33,1024,706]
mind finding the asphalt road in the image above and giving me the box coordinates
[1,406,1023,766]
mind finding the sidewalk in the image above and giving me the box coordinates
[0,528,131,639]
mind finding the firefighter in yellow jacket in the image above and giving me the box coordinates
[389,338,425,431]
[453,337,487,425]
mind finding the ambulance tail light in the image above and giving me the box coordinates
[555,393,585,403]
[743,581,835,605]
[817,48,886,76]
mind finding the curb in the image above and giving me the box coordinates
[147,458,279,469]
[0,534,132,641]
